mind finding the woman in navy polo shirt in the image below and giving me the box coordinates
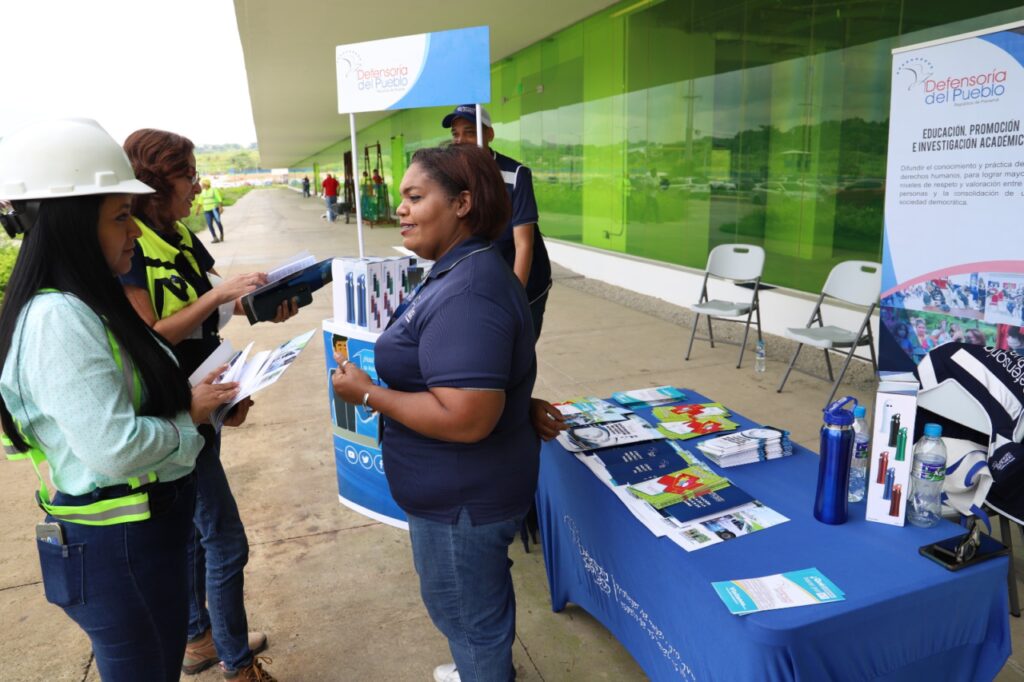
[332,144,538,682]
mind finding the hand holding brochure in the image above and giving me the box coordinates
[712,568,845,615]
[190,329,316,428]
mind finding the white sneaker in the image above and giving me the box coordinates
[433,663,460,682]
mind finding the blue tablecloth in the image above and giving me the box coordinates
[537,391,1010,681]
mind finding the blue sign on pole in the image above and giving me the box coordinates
[336,26,490,114]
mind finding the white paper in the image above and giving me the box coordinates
[266,251,315,283]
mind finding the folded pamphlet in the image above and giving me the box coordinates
[611,386,686,408]
[712,568,844,615]
[556,415,664,452]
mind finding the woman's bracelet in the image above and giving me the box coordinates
[362,390,377,415]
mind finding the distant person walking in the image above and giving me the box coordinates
[322,173,340,222]
[302,175,311,198]
[196,179,225,243]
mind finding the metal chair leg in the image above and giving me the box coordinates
[706,316,715,348]
[1002,514,1021,617]
[827,346,858,405]
[777,343,803,393]
[823,348,835,382]
[737,310,754,369]
[685,313,700,361]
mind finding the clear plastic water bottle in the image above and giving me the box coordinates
[754,339,766,373]
[907,423,947,528]
[848,405,869,503]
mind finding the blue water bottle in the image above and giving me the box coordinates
[814,396,858,525]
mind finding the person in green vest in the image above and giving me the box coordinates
[121,128,294,682]
[0,118,238,681]
[196,178,226,243]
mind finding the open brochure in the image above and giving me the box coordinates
[266,251,316,283]
[189,329,316,429]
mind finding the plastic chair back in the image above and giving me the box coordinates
[822,261,881,307]
[706,244,765,282]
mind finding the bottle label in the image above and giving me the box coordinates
[913,460,945,482]
[854,440,869,460]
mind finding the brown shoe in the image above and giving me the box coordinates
[223,656,276,681]
[182,630,269,675]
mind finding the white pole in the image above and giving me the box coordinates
[475,103,483,148]
[349,112,365,258]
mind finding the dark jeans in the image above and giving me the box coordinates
[204,209,224,240]
[39,474,196,682]
[187,435,253,671]
[408,508,520,682]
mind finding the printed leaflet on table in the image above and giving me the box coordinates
[712,568,845,615]
[696,427,794,467]
[611,386,686,407]
[556,415,663,453]
[652,402,740,440]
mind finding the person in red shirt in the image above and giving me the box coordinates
[322,173,340,222]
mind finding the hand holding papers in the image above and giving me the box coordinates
[190,329,316,428]
[241,254,333,324]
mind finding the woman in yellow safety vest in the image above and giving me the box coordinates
[120,128,293,681]
[196,178,225,242]
[0,119,238,681]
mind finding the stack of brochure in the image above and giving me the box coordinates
[651,402,740,441]
[555,414,663,453]
[611,386,686,408]
[552,397,632,428]
[696,427,793,467]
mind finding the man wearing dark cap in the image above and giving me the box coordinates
[443,104,552,341]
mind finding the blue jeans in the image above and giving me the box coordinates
[326,195,338,222]
[39,474,196,682]
[204,209,223,240]
[408,509,520,682]
[187,435,253,671]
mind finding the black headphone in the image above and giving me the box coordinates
[0,200,39,239]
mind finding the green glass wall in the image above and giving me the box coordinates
[297,0,1024,294]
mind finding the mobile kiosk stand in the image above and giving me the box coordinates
[323,26,491,528]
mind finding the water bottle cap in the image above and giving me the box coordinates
[854,405,866,418]
[823,395,857,426]
[923,423,942,438]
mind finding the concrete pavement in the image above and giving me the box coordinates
[1,187,1022,681]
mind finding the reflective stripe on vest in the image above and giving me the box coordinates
[2,290,156,526]
[134,218,203,321]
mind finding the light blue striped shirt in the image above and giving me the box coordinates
[0,292,203,495]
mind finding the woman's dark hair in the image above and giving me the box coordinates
[410,145,510,240]
[894,322,909,336]
[0,195,192,451]
[123,128,194,228]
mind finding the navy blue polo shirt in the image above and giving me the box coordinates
[493,150,552,303]
[375,237,539,524]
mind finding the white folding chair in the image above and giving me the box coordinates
[776,260,881,404]
[684,244,765,369]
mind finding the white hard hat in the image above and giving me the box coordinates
[0,118,153,201]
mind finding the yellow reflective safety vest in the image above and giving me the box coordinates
[3,291,158,526]
[134,218,206,320]
[199,187,223,212]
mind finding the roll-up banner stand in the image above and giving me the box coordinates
[880,21,1024,371]
[327,27,490,527]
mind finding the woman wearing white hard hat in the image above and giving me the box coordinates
[0,118,238,681]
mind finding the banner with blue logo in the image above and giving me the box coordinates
[323,321,407,529]
[336,26,490,114]
[880,21,1024,370]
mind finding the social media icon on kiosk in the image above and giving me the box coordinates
[359,450,374,470]
[373,454,384,474]
[345,446,358,465]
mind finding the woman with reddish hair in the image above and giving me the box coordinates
[120,128,294,681]
[333,144,542,682]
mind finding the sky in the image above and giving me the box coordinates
[0,0,257,146]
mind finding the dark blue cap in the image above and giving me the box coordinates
[441,104,492,128]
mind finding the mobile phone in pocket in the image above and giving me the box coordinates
[35,522,64,545]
